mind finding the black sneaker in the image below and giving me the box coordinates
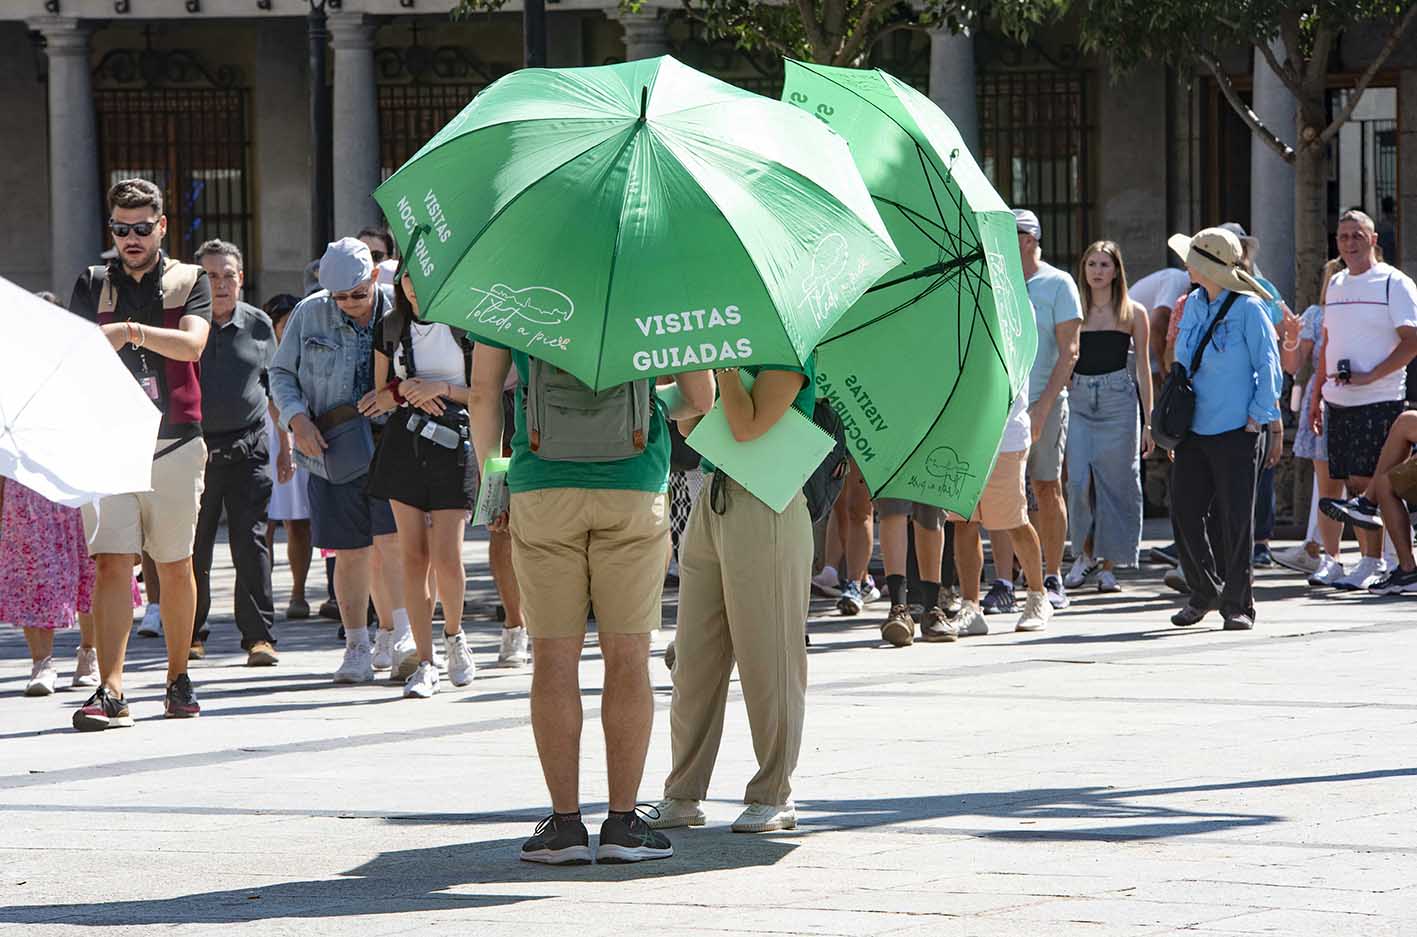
[981,579,1016,615]
[1320,496,1382,531]
[519,813,592,865]
[164,673,201,719]
[1149,543,1180,567]
[73,687,133,732]
[597,807,674,864]
[1370,567,1417,595]
[1252,544,1275,568]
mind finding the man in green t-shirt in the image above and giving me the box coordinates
[470,345,713,865]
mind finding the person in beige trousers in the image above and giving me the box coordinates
[651,363,815,834]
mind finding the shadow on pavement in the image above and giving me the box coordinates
[0,829,799,927]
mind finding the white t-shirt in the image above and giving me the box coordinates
[1321,263,1417,407]
[999,393,1031,454]
[392,320,467,386]
[1129,268,1191,313]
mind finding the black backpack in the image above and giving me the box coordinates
[803,398,850,522]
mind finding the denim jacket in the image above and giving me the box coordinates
[270,286,392,471]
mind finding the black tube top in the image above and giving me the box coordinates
[1075,330,1132,376]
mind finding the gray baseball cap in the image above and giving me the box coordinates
[1013,209,1042,241]
[318,237,375,294]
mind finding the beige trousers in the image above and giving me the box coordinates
[665,474,812,806]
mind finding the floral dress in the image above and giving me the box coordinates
[0,481,139,629]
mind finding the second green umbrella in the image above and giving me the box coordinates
[374,55,901,391]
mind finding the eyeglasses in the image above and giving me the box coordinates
[332,288,371,303]
[109,220,158,238]
[369,250,387,263]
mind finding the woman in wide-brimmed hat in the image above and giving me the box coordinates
[1163,227,1283,632]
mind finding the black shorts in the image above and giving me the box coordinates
[1326,399,1406,480]
[366,408,471,513]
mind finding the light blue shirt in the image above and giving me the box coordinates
[1174,289,1281,435]
[1025,261,1083,403]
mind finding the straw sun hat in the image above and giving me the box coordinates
[1166,227,1273,302]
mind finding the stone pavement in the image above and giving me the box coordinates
[2,524,1415,936]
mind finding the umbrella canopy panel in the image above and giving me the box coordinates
[784,61,1037,515]
[375,56,901,391]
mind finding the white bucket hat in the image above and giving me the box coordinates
[1167,227,1273,302]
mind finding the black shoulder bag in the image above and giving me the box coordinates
[1151,290,1241,451]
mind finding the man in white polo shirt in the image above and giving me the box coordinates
[1314,209,1417,591]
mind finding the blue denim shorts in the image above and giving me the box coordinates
[307,473,397,550]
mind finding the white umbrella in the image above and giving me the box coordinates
[0,275,161,507]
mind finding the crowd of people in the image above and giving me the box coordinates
[2,176,1415,865]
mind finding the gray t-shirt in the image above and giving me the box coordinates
[199,302,277,435]
[1025,261,1083,403]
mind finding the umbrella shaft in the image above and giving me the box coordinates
[866,251,983,294]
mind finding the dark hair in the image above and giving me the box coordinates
[262,293,300,325]
[393,273,418,322]
[195,238,243,272]
[357,225,395,258]
[33,290,64,308]
[108,178,164,217]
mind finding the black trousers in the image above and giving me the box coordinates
[1170,428,1261,620]
[194,435,276,649]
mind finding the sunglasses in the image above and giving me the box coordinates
[369,250,388,263]
[109,220,158,238]
[332,288,371,303]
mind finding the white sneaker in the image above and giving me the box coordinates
[497,626,531,668]
[1015,591,1051,632]
[810,565,842,598]
[371,629,395,671]
[1064,553,1098,589]
[25,658,57,697]
[136,603,162,637]
[444,632,476,687]
[1334,557,1386,592]
[955,604,988,636]
[1272,544,1321,576]
[334,643,374,684]
[1097,569,1122,593]
[1308,555,1347,588]
[392,630,419,681]
[71,647,99,689]
[649,797,707,830]
[402,661,439,699]
[732,802,797,833]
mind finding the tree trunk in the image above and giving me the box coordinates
[1291,88,1329,312]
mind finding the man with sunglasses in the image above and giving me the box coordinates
[270,237,413,685]
[67,178,213,731]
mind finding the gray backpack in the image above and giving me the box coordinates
[525,358,653,462]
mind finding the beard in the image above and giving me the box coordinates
[120,244,159,272]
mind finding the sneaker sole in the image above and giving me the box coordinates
[402,688,437,699]
[595,844,674,863]
[71,677,100,689]
[164,708,200,719]
[648,814,706,830]
[1370,585,1417,595]
[247,655,279,667]
[495,658,530,669]
[135,628,161,638]
[837,603,862,616]
[1320,502,1382,530]
[919,632,958,643]
[881,621,914,647]
[519,845,593,865]
[448,673,475,687]
[333,672,375,685]
[1273,556,1321,575]
[24,683,55,697]
[732,816,797,834]
[1015,623,1047,632]
[73,712,134,732]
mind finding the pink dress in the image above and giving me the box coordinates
[0,481,138,630]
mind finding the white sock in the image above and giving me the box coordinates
[346,625,370,650]
[392,608,412,640]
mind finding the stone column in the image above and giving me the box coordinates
[1399,68,1417,273]
[327,13,382,239]
[1250,42,1296,305]
[255,19,313,298]
[615,6,670,62]
[928,26,978,156]
[30,17,101,295]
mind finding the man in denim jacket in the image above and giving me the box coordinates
[270,237,413,684]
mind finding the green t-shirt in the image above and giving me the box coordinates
[497,348,670,495]
[701,357,816,477]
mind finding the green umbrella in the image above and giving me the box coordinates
[373,55,901,391]
[782,61,1037,516]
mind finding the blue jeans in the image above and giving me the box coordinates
[1065,369,1142,565]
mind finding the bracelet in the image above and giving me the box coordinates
[1282,341,1299,352]
[388,378,404,405]
[125,321,137,347]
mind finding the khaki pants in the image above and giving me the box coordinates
[665,475,812,806]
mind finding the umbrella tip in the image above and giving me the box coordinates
[639,86,648,122]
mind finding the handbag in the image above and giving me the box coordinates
[1151,290,1241,450]
[310,405,375,484]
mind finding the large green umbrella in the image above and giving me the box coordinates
[373,55,901,391]
[782,61,1037,516]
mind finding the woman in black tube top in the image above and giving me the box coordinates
[1060,240,1154,594]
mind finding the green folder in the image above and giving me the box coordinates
[685,374,834,513]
